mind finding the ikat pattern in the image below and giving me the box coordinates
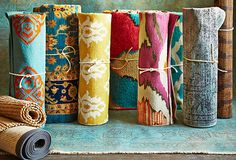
[138,11,179,126]
[171,12,183,110]
[79,16,108,48]
[78,13,111,125]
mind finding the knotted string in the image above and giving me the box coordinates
[219,27,234,32]
[46,46,76,73]
[110,47,138,70]
[79,61,110,64]
[184,44,228,73]
[79,61,110,73]
[183,56,218,64]
[9,72,46,89]
[138,64,183,74]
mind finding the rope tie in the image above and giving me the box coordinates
[46,46,76,73]
[79,61,110,64]
[110,47,138,70]
[219,27,234,32]
[183,56,218,64]
[184,44,228,73]
[9,72,46,89]
[138,64,183,74]
[80,61,110,73]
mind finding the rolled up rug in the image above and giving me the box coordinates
[0,96,46,127]
[104,10,139,110]
[138,11,179,126]
[183,7,225,127]
[34,5,81,123]
[0,118,51,160]
[215,0,234,119]
[171,12,183,110]
[78,13,111,125]
[6,12,46,111]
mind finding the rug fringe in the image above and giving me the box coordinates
[49,150,236,155]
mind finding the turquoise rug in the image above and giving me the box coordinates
[45,105,236,154]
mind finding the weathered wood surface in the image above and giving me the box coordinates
[1,153,236,160]
[215,0,234,119]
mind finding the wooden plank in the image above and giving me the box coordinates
[215,0,234,119]
[1,154,236,160]
[0,39,9,95]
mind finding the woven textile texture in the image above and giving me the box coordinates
[0,96,49,160]
[106,10,139,110]
[0,96,46,129]
[0,125,51,160]
[6,12,46,111]
[183,7,225,128]
[215,0,234,119]
[171,12,183,110]
[34,5,81,123]
[138,11,179,126]
[78,13,111,125]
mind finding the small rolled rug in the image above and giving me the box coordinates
[34,5,81,123]
[0,96,46,127]
[171,12,183,110]
[104,10,139,110]
[0,97,50,160]
[78,13,111,125]
[138,11,179,126]
[0,119,51,160]
[6,12,46,111]
[183,7,225,127]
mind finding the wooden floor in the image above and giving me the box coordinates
[1,154,236,160]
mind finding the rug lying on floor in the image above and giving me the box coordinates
[44,105,236,154]
[1,104,236,155]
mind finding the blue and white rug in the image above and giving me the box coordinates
[45,106,236,154]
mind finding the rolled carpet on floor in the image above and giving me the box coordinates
[78,13,111,125]
[171,12,183,110]
[34,5,81,123]
[138,11,179,126]
[183,7,225,127]
[6,12,46,110]
[0,97,50,159]
[0,96,46,127]
[105,10,139,110]
[0,119,51,160]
